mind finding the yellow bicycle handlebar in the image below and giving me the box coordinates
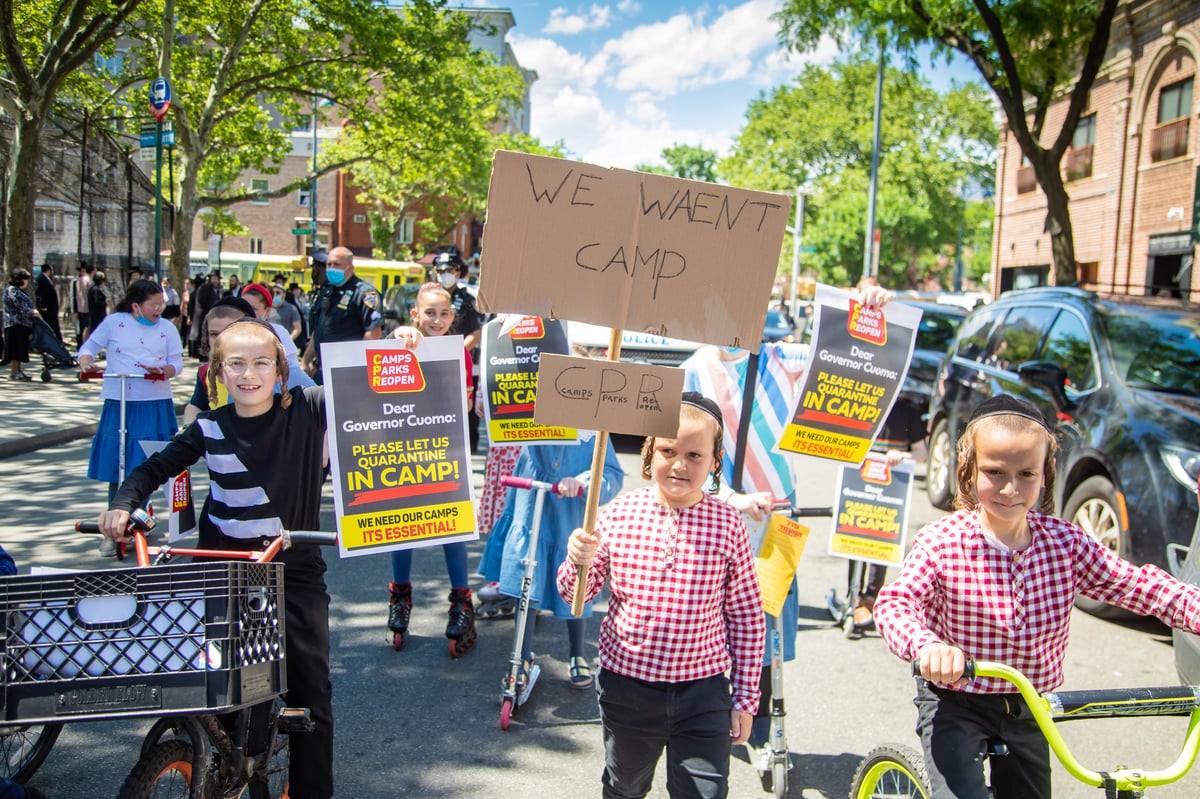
[915,659,1200,792]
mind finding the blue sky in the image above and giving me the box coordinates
[469,0,980,170]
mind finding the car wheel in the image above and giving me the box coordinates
[1064,475,1131,619]
[926,419,955,510]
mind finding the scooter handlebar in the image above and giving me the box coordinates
[77,371,168,381]
[501,475,564,494]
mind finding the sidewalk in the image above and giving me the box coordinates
[0,358,200,460]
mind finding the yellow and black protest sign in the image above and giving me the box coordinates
[778,284,921,463]
[321,336,476,558]
[829,456,915,567]
[481,316,574,444]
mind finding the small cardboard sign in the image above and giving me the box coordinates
[478,150,791,352]
[777,284,921,464]
[533,353,684,438]
[322,337,477,558]
[829,455,915,567]
[481,316,575,444]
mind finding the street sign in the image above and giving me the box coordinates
[139,121,174,147]
[149,77,172,121]
[291,227,314,236]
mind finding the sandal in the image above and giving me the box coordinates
[568,656,593,690]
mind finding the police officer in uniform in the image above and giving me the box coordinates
[301,246,383,384]
[434,251,484,450]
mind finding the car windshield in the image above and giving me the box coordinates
[914,309,964,352]
[1101,303,1200,395]
[765,310,791,330]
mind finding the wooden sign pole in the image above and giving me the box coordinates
[571,327,623,616]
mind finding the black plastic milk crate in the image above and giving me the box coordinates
[0,560,286,725]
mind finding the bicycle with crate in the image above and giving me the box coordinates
[850,659,1200,799]
[0,507,334,798]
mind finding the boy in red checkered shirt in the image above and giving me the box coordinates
[558,392,765,799]
[875,394,1200,798]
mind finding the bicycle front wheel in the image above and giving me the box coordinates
[117,739,196,799]
[850,744,930,799]
[0,722,61,784]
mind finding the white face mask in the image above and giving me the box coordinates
[438,272,457,290]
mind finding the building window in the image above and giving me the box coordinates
[1065,114,1095,181]
[298,187,310,207]
[1151,77,1192,162]
[250,178,269,205]
[1016,154,1036,195]
[34,208,63,232]
[353,213,367,224]
[396,214,415,244]
[248,238,264,254]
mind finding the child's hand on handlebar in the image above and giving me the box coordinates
[917,643,968,688]
[556,477,584,498]
[729,490,773,522]
[97,509,132,541]
[567,527,599,566]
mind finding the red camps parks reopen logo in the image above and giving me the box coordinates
[847,299,887,346]
[509,316,545,339]
[859,458,893,486]
[367,349,425,393]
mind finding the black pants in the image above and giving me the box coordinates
[278,545,334,799]
[915,680,1050,799]
[598,669,732,799]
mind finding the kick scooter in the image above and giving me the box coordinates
[79,369,168,559]
[496,475,571,730]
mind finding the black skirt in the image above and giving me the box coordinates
[5,323,30,362]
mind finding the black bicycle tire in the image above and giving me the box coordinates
[116,739,197,799]
[849,743,931,799]
[0,722,62,784]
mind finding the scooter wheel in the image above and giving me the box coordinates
[500,698,514,730]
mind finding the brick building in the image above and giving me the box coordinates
[992,0,1199,298]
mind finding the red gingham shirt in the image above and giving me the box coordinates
[557,487,765,714]
[875,508,1200,694]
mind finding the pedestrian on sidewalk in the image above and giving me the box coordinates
[77,279,182,555]
[4,269,37,381]
[34,263,61,342]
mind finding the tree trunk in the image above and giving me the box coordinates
[169,147,200,290]
[4,112,43,277]
[1033,157,1077,286]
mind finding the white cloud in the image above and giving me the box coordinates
[543,4,613,35]
[599,0,782,96]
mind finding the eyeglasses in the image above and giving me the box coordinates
[221,358,278,374]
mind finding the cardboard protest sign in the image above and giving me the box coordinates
[533,353,685,438]
[322,337,476,558]
[777,284,921,463]
[478,150,791,353]
[753,514,811,615]
[829,456,915,567]
[481,316,575,445]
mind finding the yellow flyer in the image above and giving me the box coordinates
[754,513,811,615]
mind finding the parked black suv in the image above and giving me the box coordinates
[925,287,1200,615]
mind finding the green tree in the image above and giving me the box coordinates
[719,56,995,289]
[0,0,145,276]
[116,0,499,286]
[775,0,1120,285]
[637,143,718,181]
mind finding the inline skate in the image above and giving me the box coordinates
[387,581,412,651]
[446,587,477,657]
[476,581,517,617]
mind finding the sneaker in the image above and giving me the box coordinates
[98,537,118,557]
[9,372,31,382]
[852,604,873,627]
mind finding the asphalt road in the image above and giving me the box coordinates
[3,434,1198,798]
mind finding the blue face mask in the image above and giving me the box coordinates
[326,268,346,286]
[135,314,156,327]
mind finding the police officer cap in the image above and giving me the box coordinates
[434,251,465,272]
